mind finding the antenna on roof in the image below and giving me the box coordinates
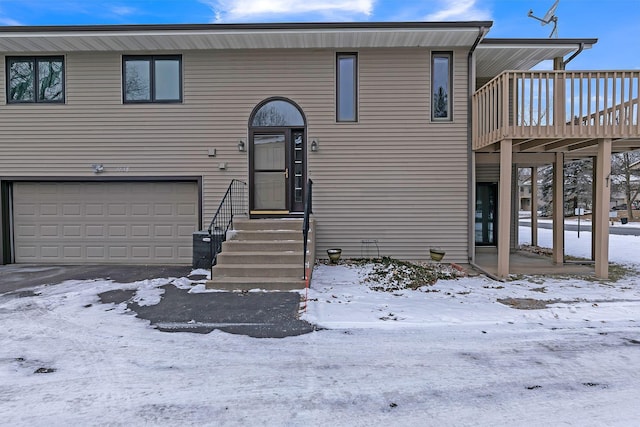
[528,0,559,38]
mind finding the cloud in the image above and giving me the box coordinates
[424,0,491,21]
[0,2,20,25]
[0,16,22,25]
[110,6,137,16]
[201,0,374,22]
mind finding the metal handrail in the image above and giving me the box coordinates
[302,179,313,283]
[207,179,247,276]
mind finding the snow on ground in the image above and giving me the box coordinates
[1,229,640,426]
[520,223,640,266]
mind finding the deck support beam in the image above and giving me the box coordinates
[552,152,564,264]
[531,167,538,247]
[591,156,597,261]
[594,138,612,279]
[497,139,512,278]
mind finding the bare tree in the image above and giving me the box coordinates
[611,150,640,219]
[9,61,34,101]
[38,60,63,101]
[539,158,593,217]
[253,106,287,127]
[433,87,448,118]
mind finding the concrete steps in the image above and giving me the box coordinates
[206,218,315,291]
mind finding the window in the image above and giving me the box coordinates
[251,99,305,127]
[6,56,64,103]
[123,55,182,103]
[336,53,357,122]
[432,52,452,121]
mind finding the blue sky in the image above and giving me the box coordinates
[0,0,638,69]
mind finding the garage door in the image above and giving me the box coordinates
[12,181,198,264]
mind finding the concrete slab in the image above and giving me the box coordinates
[474,248,594,279]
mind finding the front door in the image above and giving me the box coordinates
[475,183,497,246]
[249,98,306,216]
[250,129,305,215]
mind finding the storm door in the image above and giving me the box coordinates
[475,183,497,246]
[249,98,306,216]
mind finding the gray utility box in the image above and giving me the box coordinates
[192,230,212,269]
[192,229,225,269]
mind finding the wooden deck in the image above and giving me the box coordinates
[473,70,640,156]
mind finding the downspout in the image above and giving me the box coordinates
[563,42,585,68]
[467,26,489,264]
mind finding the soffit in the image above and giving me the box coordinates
[0,22,491,52]
[476,38,597,80]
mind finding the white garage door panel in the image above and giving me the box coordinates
[13,182,198,264]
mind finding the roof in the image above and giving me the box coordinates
[0,22,599,78]
[476,38,597,80]
[0,21,492,52]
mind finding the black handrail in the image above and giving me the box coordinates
[302,179,313,282]
[207,179,247,276]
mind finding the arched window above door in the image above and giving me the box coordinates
[250,99,305,127]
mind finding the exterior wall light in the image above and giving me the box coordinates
[310,138,319,152]
[238,139,246,152]
[91,163,104,174]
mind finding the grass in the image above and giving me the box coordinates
[347,257,465,292]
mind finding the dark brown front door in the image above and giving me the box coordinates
[250,128,305,215]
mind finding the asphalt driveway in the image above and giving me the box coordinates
[0,264,314,338]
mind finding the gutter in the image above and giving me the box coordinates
[467,25,489,264]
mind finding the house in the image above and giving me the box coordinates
[0,22,639,284]
[518,174,533,212]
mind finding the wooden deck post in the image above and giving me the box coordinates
[591,156,597,261]
[497,139,512,278]
[531,167,538,247]
[552,152,564,264]
[594,138,612,279]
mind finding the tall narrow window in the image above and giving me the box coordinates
[6,56,64,103]
[432,52,452,121]
[123,55,182,103]
[337,53,357,122]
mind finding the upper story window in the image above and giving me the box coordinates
[336,53,357,122]
[123,55,182,103]
[6,56,64,103]
[432,52,452,121]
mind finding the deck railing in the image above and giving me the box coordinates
[473,70,640,150]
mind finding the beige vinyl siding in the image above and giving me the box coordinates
[476,164,499,182]
[310,48,470,261]
[0,47,471,263]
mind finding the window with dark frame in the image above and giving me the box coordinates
[123,55,182,103]
[6,56,65,103]
[431,52,452,121]
[336,53,357,122]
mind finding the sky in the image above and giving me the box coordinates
[1,225,640,424]
[0,0,639,70]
